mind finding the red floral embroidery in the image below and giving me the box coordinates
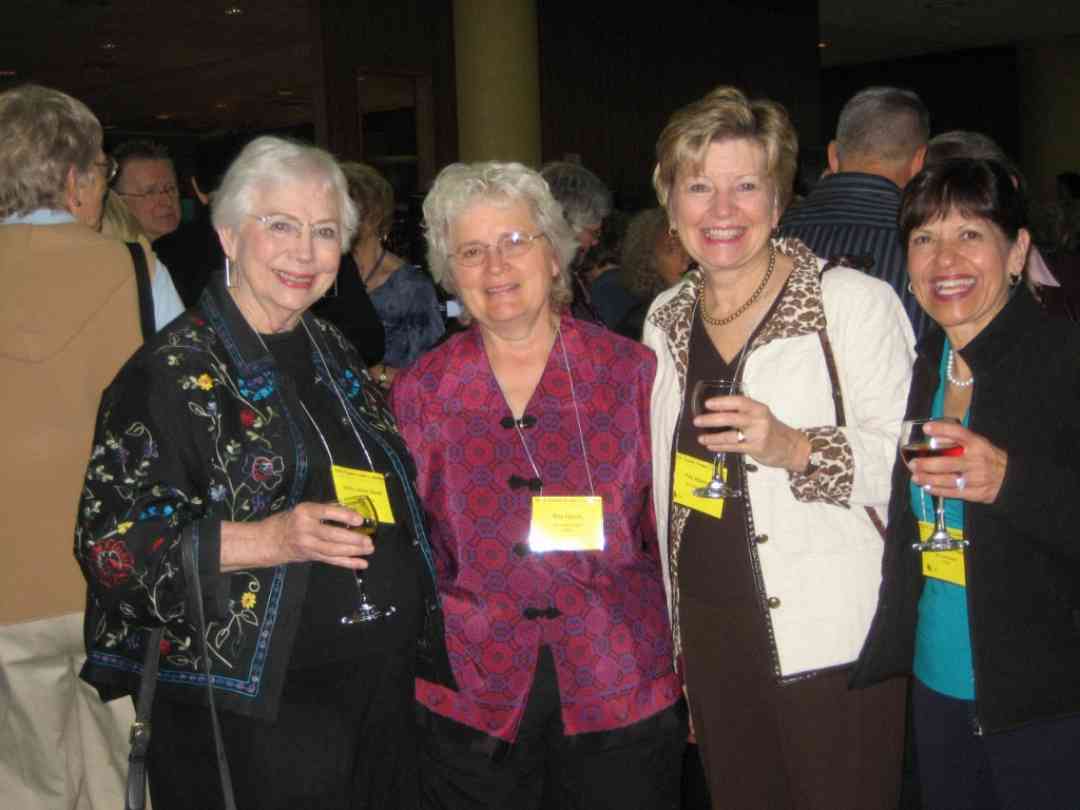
[90,538,134,587]
[240,408,257,428]
[159,638,172,655]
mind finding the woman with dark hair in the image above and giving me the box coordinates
[853,158,1080,810]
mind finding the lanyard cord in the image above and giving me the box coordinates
[557,328,596,496]
[503,324,596,498]
[251,320,376,471]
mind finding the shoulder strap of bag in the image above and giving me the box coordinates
[126,241,155,340]
[123,537,236,810]
[819,259,887,540]
[124,626,162,810]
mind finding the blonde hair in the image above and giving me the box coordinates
[340,161,394,242]
[99,190,148,242]
[653,85,798,214]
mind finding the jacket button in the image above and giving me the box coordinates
[512,542,528,558]
[755,534,768,544]
[767,597,781,609]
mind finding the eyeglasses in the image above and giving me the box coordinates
[116,183,179,199]
[252,213,341,244]
[450,231,546,268]
[95,156,118,184]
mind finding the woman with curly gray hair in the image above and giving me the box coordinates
[389,161,686,809]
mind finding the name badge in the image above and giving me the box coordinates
[529,496,604,552]
[673,452,725,519]
[917,521,965,586]
[331,464,396,524]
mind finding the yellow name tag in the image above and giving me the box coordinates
[331,465,396,524]
[917,521,965,586]
[529,496,605,552]
[673,452,725,519]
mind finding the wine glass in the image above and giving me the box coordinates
[898,417,967,552]
[337,494,397,624]
[692,378,744,499]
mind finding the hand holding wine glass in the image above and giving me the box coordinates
[899,417,966,551]
[909,419,1008,506]
[692,379,745,499]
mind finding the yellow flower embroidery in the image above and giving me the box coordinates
[241,591,256,610]
[117,521,133,535]
[196,373,214,391]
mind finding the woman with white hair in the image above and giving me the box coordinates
[76,135,453,810]
[389,162,684,809]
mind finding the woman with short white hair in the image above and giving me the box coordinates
[77,135,453,810]
[390,161,685,809]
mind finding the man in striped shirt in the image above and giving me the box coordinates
[780,86,932,339]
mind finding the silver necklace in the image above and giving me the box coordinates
[946,350,974,388]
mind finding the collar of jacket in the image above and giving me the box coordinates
[197,271,338,375]
[646,236,826,381]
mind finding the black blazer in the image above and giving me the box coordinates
[852,289,1080,734]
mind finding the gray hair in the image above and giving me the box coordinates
[835,86,929,164]
[0,84,103,218]
[926,130,1024,192]
[211,136,358,251]
[423,161,578,315]
[540,161,613,233]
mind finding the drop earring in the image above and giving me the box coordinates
[225,257,233,288]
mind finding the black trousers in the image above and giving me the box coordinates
[147,651,418,810]
[913,677,1080,810]
[418,646,687,810]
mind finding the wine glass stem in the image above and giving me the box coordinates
[712,452,726,482]
[935,495,948,534]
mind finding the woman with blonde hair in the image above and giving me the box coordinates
[645,85,915,809]
[99,189,184,330]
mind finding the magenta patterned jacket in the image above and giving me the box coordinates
[389,314,681,742]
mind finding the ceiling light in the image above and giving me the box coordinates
[102,41,117,50]
[818,41,829,49]
[156,113,174,120]
[0,69,17,77]
[224,6,244,15]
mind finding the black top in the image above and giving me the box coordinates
[312,253,386,366]
[153,206,223,308]
[262,328,423,669]
[852,289,1080,733]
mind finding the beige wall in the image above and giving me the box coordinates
[1019,38,1080,202]
[453,0,542,165]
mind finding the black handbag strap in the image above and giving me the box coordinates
[123,536,236,810]
[125,241,155,340]
[181,532,238,810]
[124,626,162,810]
[818,258,888,540]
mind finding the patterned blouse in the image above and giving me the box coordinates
[75,277,451,720]
[389,314,681,742]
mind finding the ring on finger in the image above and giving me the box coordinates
[955,474,966,491]
[736,429,746,444]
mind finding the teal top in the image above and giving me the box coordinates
[911,340,975,700]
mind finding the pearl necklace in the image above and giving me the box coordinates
[946,350,974,388]
[700,241,776,327]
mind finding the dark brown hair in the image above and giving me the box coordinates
[900,158,1026,244]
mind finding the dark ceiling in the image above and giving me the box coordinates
[0,0,316,133]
